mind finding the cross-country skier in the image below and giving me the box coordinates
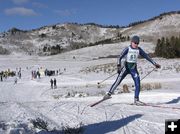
[103,35,161,104]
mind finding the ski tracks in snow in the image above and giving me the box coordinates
[89,101,176,134]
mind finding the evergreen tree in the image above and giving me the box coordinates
[155,36,180,58]
[155,39,161,56]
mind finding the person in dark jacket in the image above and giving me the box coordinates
[54,78,57,89]
[50,79,53,89]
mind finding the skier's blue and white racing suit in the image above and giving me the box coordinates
[109,45,157,99]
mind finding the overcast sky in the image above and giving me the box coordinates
[0,0,180,32]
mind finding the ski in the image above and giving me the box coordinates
[129,102,180,110]
[90,97,112,107]
[142,103,180,110]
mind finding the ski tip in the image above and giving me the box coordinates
[89,103,98,107]
[89,97,112,107]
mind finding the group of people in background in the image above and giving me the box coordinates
[0,66,62,91]
[31,70,41,79]
[31,67,67,79]
[0,68,21,83]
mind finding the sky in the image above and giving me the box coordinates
[0,0,180,32]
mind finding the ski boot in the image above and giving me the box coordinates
[134,98,145,106]
[103,92,112,100]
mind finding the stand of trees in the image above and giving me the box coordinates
[155,36,180,58]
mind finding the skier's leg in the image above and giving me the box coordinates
[130,68,140,100]
[108,67,128,94]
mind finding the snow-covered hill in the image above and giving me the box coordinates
[0,23,119,55]
[122,12,180,41]
[0,11,180,55]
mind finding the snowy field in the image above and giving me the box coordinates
[0,42,180,134]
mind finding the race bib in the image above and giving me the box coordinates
[126,46,139,63]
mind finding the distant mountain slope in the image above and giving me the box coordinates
[122,12,180,42]
[0,23,120,55]
[0,11,180,55]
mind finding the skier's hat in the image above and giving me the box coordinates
[131,35,140,44]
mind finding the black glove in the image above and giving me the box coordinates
[117,64,121,74]
[155,64,161,69]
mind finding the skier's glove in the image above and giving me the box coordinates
[117,64,121,74]
[155,64,161,69]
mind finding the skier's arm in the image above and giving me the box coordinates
[117,47,128,65]
[139,47,156,65]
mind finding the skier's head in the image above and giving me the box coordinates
[131,35,140,45]
[131,35,140,48]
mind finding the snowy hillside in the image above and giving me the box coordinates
[0,39,180,133]
[0,23,119,55]
[0,12,180,55]
[122,13,180,41]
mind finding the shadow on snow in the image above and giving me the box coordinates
[36,114,142,134]
[166,96,180,104]
[83,114,143,134]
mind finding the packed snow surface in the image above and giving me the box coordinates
[0,42,180,134]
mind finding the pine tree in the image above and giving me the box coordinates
[155,38,161,56]
[155,36,180,58]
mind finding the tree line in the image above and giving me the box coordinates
[155,36,180,58]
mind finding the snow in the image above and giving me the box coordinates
[0,42,180,134]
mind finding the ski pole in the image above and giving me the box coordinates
[140,68,156,81]
[97,72,117,85]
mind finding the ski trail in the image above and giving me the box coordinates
[16,102,62,130]
[97,102,167,134]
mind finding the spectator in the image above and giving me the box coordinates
[50,79,53,89]
[54,78,57,89]
[14,77,18,84]
[0,75,3,81]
